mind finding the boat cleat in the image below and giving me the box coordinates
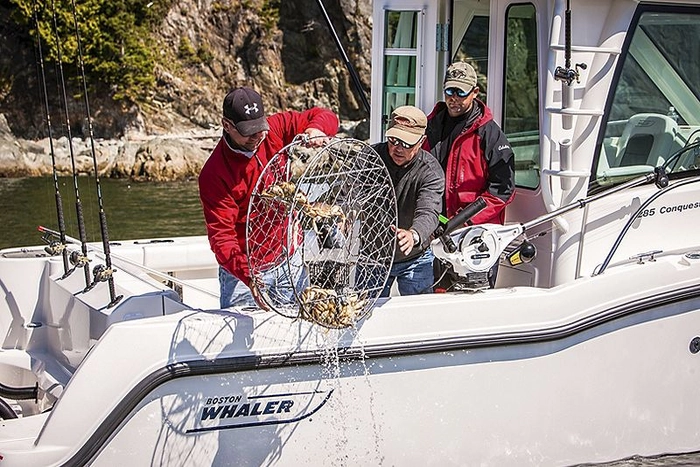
[629,249,663,264]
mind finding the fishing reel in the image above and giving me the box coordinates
[40,229,66,256]
[58,250,91,280]
[554,62,587,86]
[43,240,66,256]
[81,264,118,294]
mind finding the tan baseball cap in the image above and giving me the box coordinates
[385,105,427,146]
[443,62,477,93]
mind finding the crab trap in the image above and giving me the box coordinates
[246,137,397,328]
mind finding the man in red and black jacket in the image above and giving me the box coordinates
[424,62,515,290]
[199,87,339,308]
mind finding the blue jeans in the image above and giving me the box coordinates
[219,249,309,309]
[381,249,435,297]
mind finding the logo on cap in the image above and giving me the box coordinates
[446,67,471,80]
[443,62,478,93]
[244,103,259,115]
[222,87,270,136]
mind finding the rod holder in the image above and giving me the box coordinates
[561,81,574,130]
[560,138,572,191]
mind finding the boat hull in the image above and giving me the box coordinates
[1,246,699,466]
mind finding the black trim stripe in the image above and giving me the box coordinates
[61,283,700,466]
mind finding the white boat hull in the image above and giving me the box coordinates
[1,242,699,465]
[3,0,700,464]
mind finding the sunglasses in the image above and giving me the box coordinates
[444,87,472,98]
[387,136,418,149]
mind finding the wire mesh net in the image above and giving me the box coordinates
[246,137,397,328]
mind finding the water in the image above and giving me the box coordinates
[0,176,205,250]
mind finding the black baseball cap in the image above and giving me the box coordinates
[222,87,270,136]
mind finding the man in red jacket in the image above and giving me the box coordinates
[424,62,515,290]
[199,87,339,308]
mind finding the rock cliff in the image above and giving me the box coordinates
[0,0,373,179]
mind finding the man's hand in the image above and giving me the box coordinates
[303,128,330,147]
[249,278,271,311]
[392,225,416,255]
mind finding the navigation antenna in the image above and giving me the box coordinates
[246,137,396,328]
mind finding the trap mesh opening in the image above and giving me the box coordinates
[246,137,397,328]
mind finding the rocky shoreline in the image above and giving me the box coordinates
[0,115,366,181]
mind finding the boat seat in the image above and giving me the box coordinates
[614,113,684,167]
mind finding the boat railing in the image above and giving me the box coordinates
[593,174,700,276]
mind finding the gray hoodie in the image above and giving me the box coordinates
[373,142,445,263]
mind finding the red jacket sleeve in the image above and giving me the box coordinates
[267,107,339,143]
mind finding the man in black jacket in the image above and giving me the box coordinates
[372,106,445,296]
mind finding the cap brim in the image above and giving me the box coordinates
[443,80,472,93]
[235,117,269,136]
[385,127,423,146]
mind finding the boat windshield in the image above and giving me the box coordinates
[593,7,700,190]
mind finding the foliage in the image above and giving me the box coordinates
[259,0,280,32]
[10,0,174,102]
[177,36,197,64]
[177,36,213,67]
[211,1,230,13]
[197,44,214,65]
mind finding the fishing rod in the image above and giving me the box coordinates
[67,0,121,307]
[32,0,69,275]
[38,226,219,301]
[553,0,587,87]
[315,0,371,116]
[48,0,91,287]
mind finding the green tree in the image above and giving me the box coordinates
[10,0,173,101]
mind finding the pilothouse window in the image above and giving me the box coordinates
[452,10,490,99]
[503,3,540,190]
[594,8,700,188]
[382,10,420,133]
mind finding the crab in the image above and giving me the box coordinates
[299,285,367,328]
[261,180,297,200]
[302,202,345,220]
[260,181,312,211]
[301,202,345,234]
